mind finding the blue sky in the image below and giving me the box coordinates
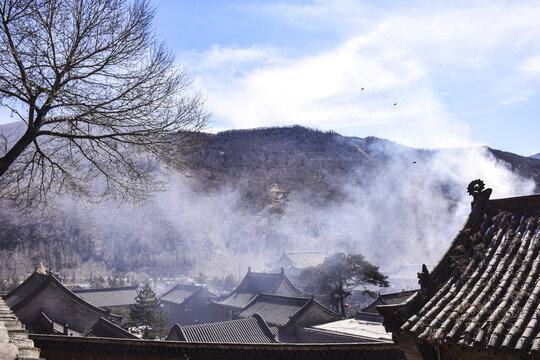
[1,1,539,157]
[152,0,540,157]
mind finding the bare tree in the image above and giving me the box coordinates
[0,0,208,208]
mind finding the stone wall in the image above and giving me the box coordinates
[0,298,43,360]
[31,334,407,360]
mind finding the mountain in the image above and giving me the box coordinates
[531,153,540,160]
[183,127,540,206]
[183,126,377,209]
[1,125,540,286]
[488,149,540,190]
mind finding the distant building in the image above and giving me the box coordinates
[237,293,342,342]
[212,268,309,320]
[62,280,104,290]
[167,314,279,343]
[3,271,135,339]
[356,290,418,322]
[267,250,328,276]
[72,286,138,310]
[159,284,218,325]
[378,181,540,359]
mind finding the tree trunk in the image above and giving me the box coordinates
[0,127,34,177]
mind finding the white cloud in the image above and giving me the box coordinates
[183,1,540,148]
[519,54,540,77]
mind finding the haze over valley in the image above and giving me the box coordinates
[1,125,538,288]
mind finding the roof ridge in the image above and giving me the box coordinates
[10,273,50,311]
[3,271,40,300]
[83,316,138,339]
[72,286,138,293]
[278,271,310,296]
[48,274,122,322]
[251,314,279,342]
[240,293,310,314]
[257,292,312,302]
[486,194,540,211]
[160,283,201,298]
[287,297,342,326]
[10,272,121,323]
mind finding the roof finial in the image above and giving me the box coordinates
[467,179,492,210]
[417,264,433,291]
[248,266,251,273]
[280,267,284,274]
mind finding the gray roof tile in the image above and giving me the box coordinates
[237,294,311,326]
[167,315,278,343]
[160,284,214,305]
[214,271,308,310]
[73,286,138,307]
[237,293,340,328]
[381,193,540,356]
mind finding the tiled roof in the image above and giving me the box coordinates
[37,312,82,336]
[361,290,418,314]
[4,272,121,323]
[73,286,138,307]
[238,293,340,328]
[379,192,540,357]
[167,314,278,343]
[3,272,124,336]
[160,284,213,305]
[83,317,138,339]
[36,311,135,339]
[237,294,311,326]
[214,270,308,310]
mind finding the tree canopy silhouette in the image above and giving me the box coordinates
[128,283,169,339]
[0,0,208,208]
[298,253,389,316]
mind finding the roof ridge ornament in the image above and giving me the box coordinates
[467,179,492,210]
[417,264,433,292]
[467,179,492,200]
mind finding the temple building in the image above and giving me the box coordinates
[237,293,341,342]
[3,271,135,339]
[72,286,138,311]
[266,250,328,276]
[378,180,540,359]
[211,268,309,319]
[160,284,218,325]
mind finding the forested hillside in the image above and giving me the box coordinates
[1,125,539,285]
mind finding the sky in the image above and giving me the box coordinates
[1,0,539,157]
[150,0,540,157]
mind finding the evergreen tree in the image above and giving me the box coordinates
[298,253,389,316]
[128,283,169,339]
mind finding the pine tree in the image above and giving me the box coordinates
[298,253,389,316]
[128,283,169,339]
